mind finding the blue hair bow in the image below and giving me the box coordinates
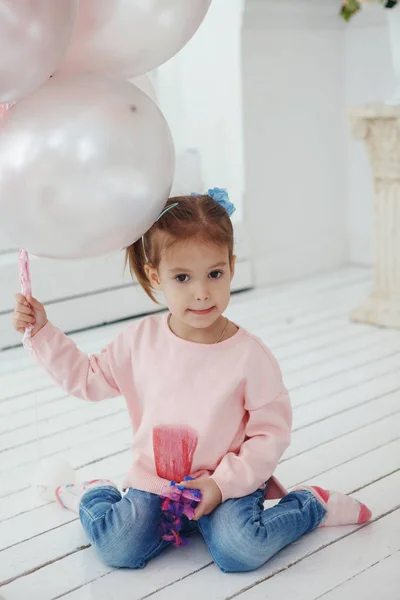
[191,187,236,217]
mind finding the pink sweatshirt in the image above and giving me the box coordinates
[29,313,292,501]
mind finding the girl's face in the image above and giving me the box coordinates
[146,239,235,329]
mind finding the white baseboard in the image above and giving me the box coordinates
[253,238,348,287]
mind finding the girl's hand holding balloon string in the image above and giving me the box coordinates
[13,294,47,337]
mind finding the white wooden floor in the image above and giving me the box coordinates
[0,267,399,600]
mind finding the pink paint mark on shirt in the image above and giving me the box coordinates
[153,425,198,482]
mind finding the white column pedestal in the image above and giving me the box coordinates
[350,104,400,329]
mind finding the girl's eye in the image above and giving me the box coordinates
[209,270,223,280]
[175,274,189,283]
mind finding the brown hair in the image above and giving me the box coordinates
[125,194,235,303]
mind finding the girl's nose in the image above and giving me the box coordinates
[195,285,210,302]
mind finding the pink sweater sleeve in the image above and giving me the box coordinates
[211,342,292,502]
[29,321,127,401]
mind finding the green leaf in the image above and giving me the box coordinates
[340,1,361,21]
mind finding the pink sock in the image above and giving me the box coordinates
[55,479,118,513]
[297,485,372,527]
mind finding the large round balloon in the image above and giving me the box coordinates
[59,0,212,77]
[0,0,78,103]
[0,75,175,259]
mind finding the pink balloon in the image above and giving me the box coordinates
[0,74,175,259]
[59,0,212,77]
[0,0,78,103]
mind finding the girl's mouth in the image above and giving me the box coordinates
[189,307,215,315]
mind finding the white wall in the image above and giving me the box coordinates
[345,7,394,265]
[155,0,245,220]
[243,0,348,285]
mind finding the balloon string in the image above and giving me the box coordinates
[18,249,33,349]
[0,102,14,123]
[18,249,40,461]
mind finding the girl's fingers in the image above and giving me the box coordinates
[14,304,34,316]
[13,314,35,325]
[14,311,35,322]
[13,321,29,329]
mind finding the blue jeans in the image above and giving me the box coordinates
[79,484,326,573]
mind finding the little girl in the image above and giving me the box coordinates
[13,189,371,573]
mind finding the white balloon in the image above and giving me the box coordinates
[130,75,158,105]
[0,74,175,259]
[31,458,76,502]
[59,0,212,77]
[0,0,78,103]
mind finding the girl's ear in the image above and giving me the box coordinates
[230,255,236,281]
[144,264,162,289]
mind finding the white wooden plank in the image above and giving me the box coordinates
[2,386,394,499]
[276,412,400,486]
[286,390,400,460]
[0,320,136,376]
[0,535,210,600]
[7,373,395,503]
[2,360,399,507]
[242,277,369,329]
[0,394,84,434]
[290,352,400,408]
[320,551,400,600]
[0,309,379,416]
[274,321,374,360]
[279,327,397,375]
[0,317,382,434]
[224,268,368,316]
[47,471,400,600]
[236,510,400,600]
[4,430,397,554]
[0,409,129,472]
[293,369,400,430]
[0,454,127,522]
[284,334,400,390]
[231,267,368,301]
[2,411,399,590]
[1,267,398,600]
[301,437,400,494]
[269,316,368,353]
[0,421,132,497]
[2,349,400,497]
[0,397,126,452]
[0,387,68,418]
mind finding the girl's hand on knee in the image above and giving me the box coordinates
[180,477,222,520]
[13,294,48,337]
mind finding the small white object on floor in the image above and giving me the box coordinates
[31,457,76,501]
[56,479,118,513]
